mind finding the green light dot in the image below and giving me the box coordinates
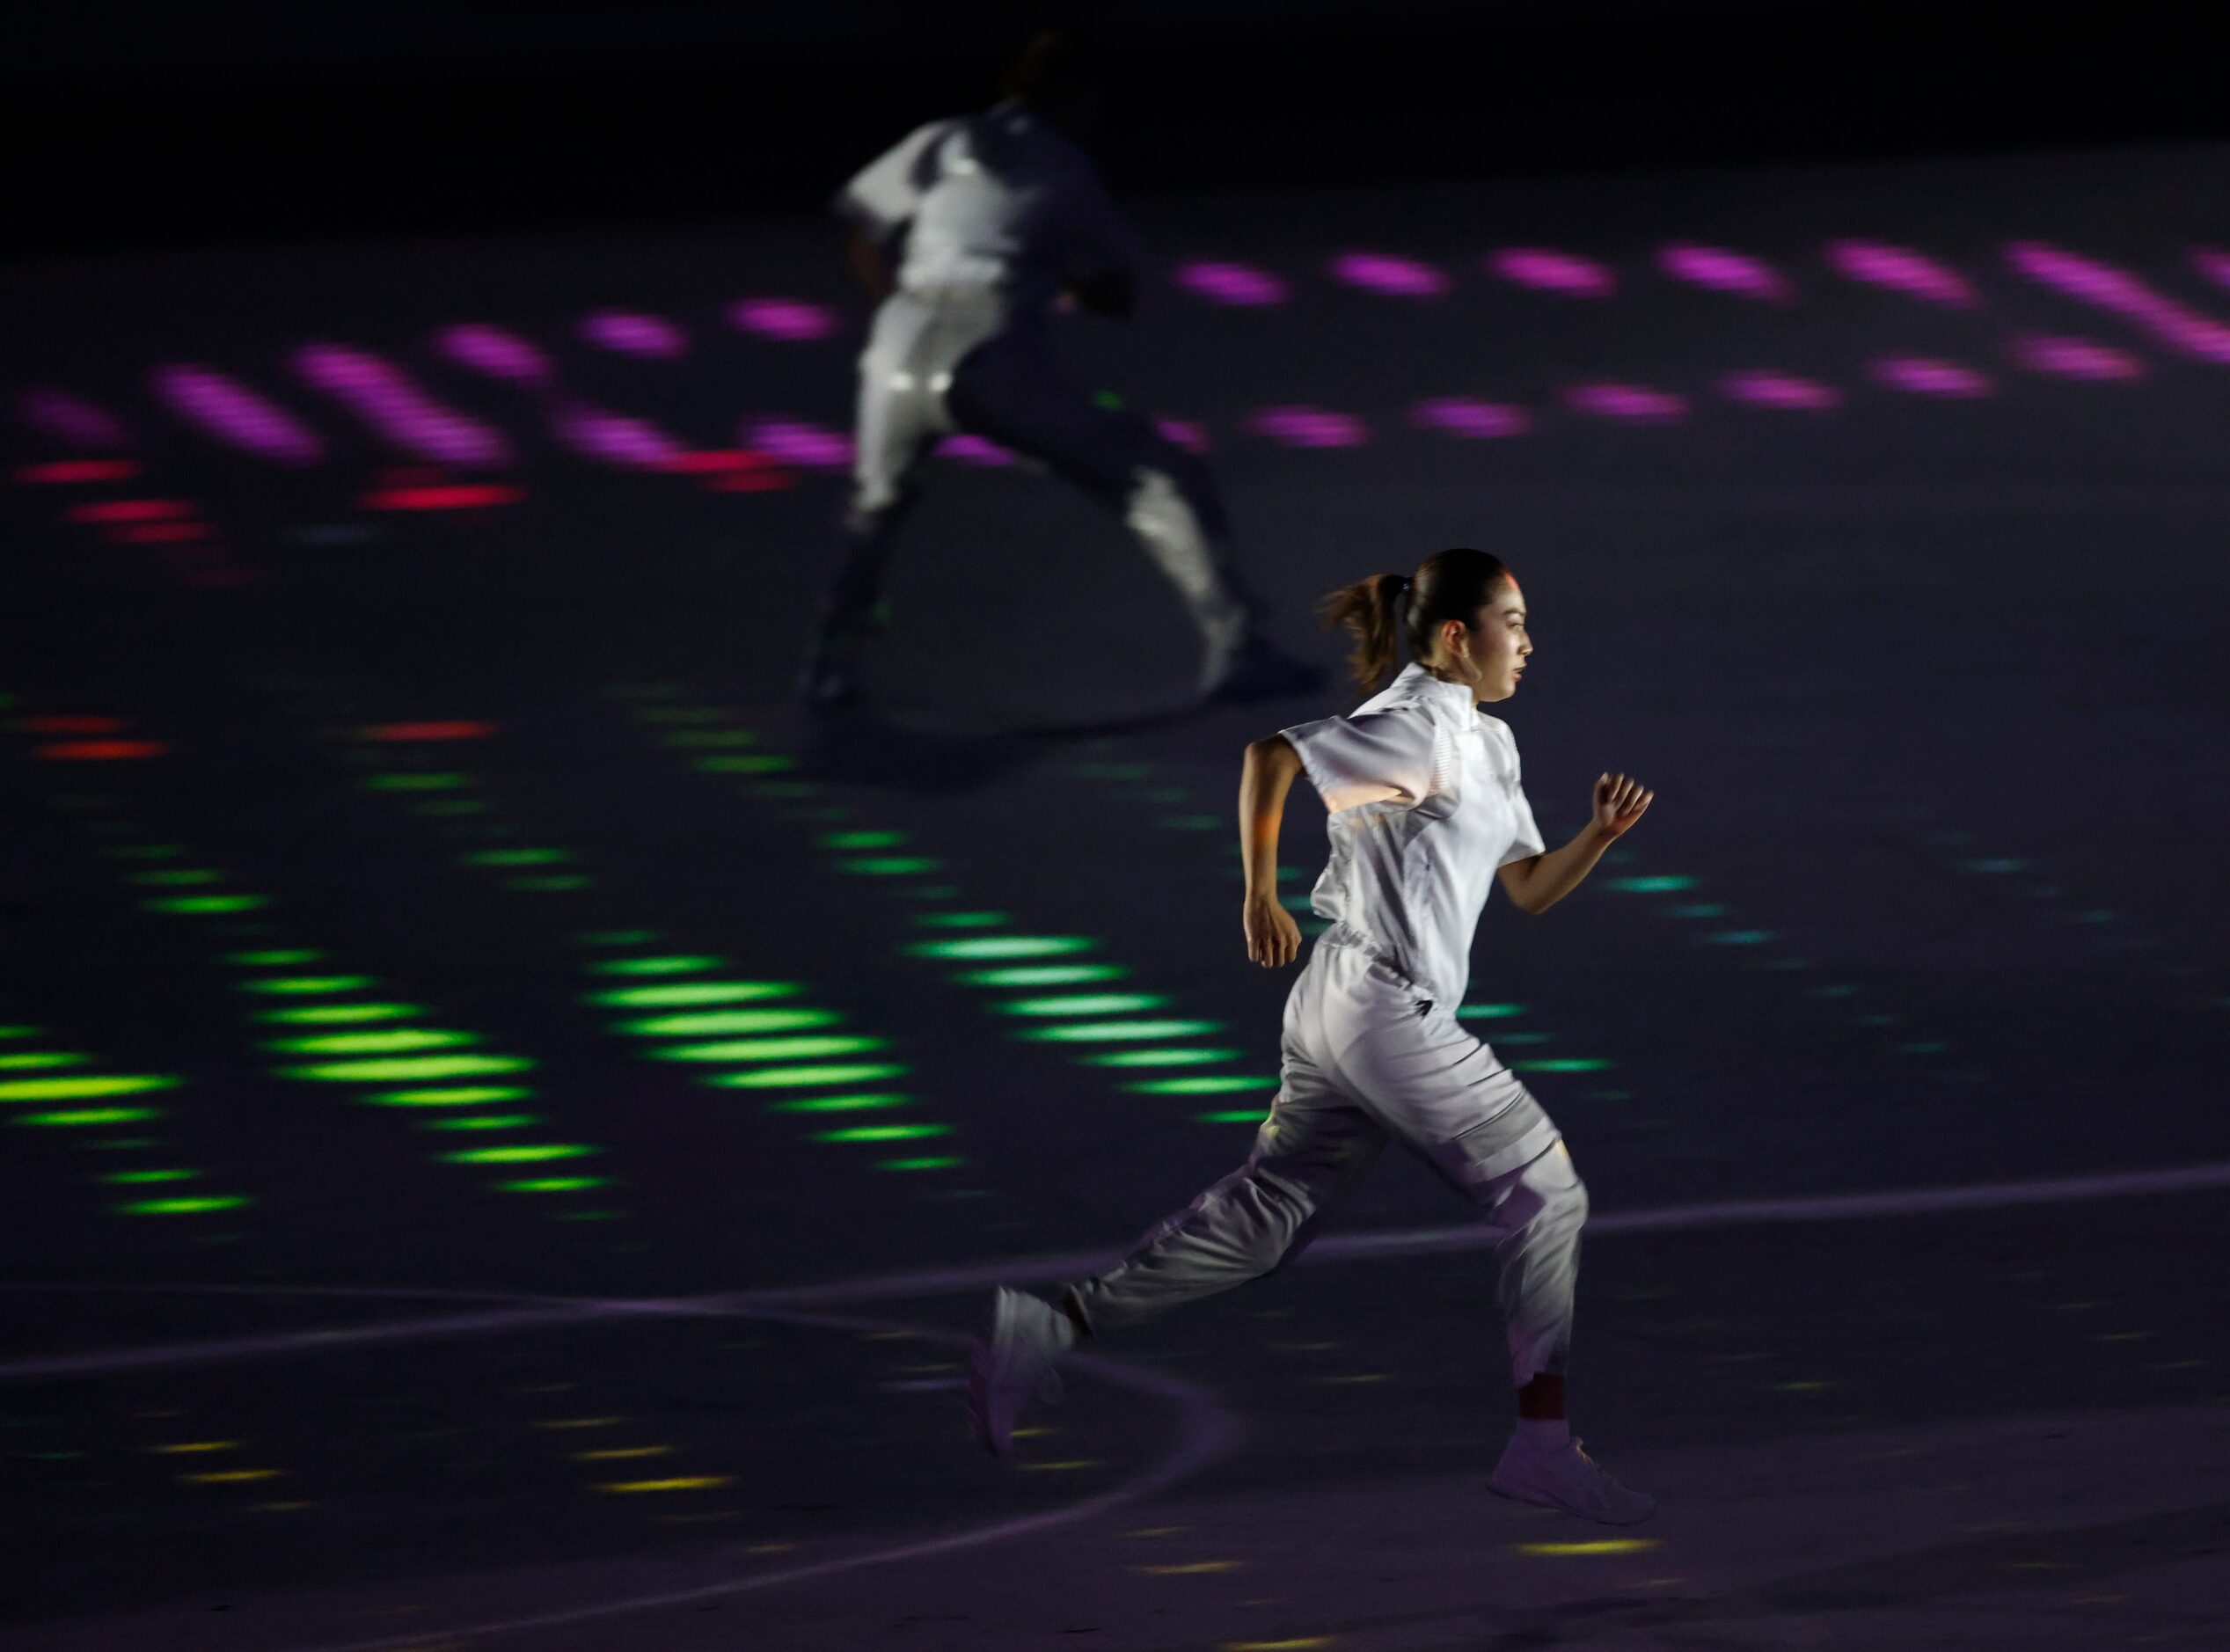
[694,754,795,774]
[650,1035,883,1064]
[1601,875,1698,894]
[704,1064,908,1090]
[0,1074,179,1103]
[587,982,798,1008]
[363,1085,535,1107]
[1458,1003,1526,1020]
[264,1029,479,1056]
[500,1176,608,1193]
[1083,1048,1241,1068]
[998,994,1171,1018]
[915,911,1008,929]
[878,1156,962,1172]
[618,1008,839,1038]
[114,1195,252,1216]
[1124,1076,1277,1095]
[238,976,377,996]
[227,949,323,967]
[0,1025,41,1039]
[1023,1020,1223,1043]
[129,868,225,887]
[589,956,724,977]
[1510,1058,1615,1073]
[1701,932,1774,946]
[508,874,593,892]
[441,1144,599,1165]
[1493,1031,1554,1046]
[0,1052,89,1071]
[100,1168,201,1184]
[764,1093,910,1114]
[146,895,269,916]
[280,1055,535,1083]
[257,1003,424,1026]
[956,965,1127,987]
[365,772,471,791]
[13,1107,163,1127]
[822,830,906,850]
[910,936,1095,961]
[837,856,940,876]
[815,1122,952,1144]
[420,1114,542,1131]
[464,848,574,867]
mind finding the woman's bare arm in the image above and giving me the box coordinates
[1497,771,1654,914]
[1239,735,1305,967]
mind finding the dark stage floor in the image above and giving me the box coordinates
[3,140,2228,1649]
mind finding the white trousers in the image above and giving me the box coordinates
[823,289,1255,688]
[1066,939,1588,1390]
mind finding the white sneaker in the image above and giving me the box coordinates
[1488,1432,1656,1525]
[966,1287,1075,1456]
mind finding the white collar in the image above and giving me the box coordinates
[1385,661,1487,725]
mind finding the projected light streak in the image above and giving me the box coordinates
[1658,243,1795,304]
[1242,406,1369,449]
[150,365,325,467]
[62,499,193,525]
[647,1036,885,1064]
[2008,335,2146,381]
[937,434,1016,466]
[293,344,511,467]
[589,983,800,1008]
[618,1009,839,1037]
[581,311,689,357]
[1868,355,1994,398]
[1485,247,1616,297]
[1824,239,1978,307]
[1170,260,1290,306]
[738,416,852,469]
[13,457,142,484]
[1715,370,1844,412]
[1328,252,1451,297]
[1409,398,1532,438]
[434,322,554,384]
[727,296,842,340]
[15,388,131,449]
[2006,241,2230,363]
[1563,383,1689,424]
[998,995,1171,1017]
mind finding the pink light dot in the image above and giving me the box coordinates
[738,416,854,470]
[1823,239,1978,308]
[1153,416,1210,454]
[1170,261,1290,307]
[1715,370,1844,412]
[294,344,511,468]
[1562,383,1689,425]
[1868,355,1994,398]
[1658,243,1794,304]
[13,389,130,450]
[2193,248,2230,291]
[553,406,687,470]
[1407,398,1532,438]
[1327,252,1451,298]
[1484,249,1616,298]
[936,434,1015,466]
[580,311,690,358]
[435,324,552,384]
[1241,406,1369,449]
[727,298,842,341]
[151,365,325,468]
[2006,242,2230,364]
[2008,335,2146,381]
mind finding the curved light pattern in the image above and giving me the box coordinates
[441,1144,598,1164]
[13,1107,162,1127]
[1328,252,1450,297]
[263,1030,479,1055]
[739,416,853,470]
[145,895,268,915]
[581,311,689,357]
[1563,383,1688,424]
[552,401,689,470]
[0,1052,87,1070]
[1171,260,1290,306]
[649,1035,883,1064]
[1513,1057,1613,1072]
[1083,1048,1242,1067]
[2008,334,2146,381]
[910,936,1093,961]
[1125,1075,1274,1094]
[590,955,724,977]
[366,1085,534,1107]
[1155,417,1210,453]
[838,855,939,875]
[1485,248,1615,297]
[727,297,842,340]
[465,848,572,866]
[1025,1020,1223,1043]
[1408,398,1532,438]
[1657,243,1793,303]
[957,964,1126,987]
[618,1008,839,1037]
[1822,239,1976,307]
[238,976,376,994]
[1242,406,1368,449]
[15,388,131,449]
[117,1195,251,1215]
[937,434,1015,466]
[1715,370,1843,411]
[0,1073,179,1102]
[999,994,1170,1017]
[435,323,553,384]
[705,1064,907,1089]
[150,366,325,467]
[816,1123,950,1143]
[2006,240,2230,362]
[293,344,511,466]
[587,982,798,1008]
[279,1055,534,1082]
[1868,355,1993,398]
[766,1093,909,1113]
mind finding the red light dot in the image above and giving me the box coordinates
[13,459,143,485]
[361,721,497,742]
[707,470,797,493]
[359,485,524,511]
[63,499,197,525]
[16,714,126,734]
[112,522,217,545]
[37,740,168,761]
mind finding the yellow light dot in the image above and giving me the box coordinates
[1010,1426,1056,1439]
[598,1476,733,1493]
[574,1445,674,1460]
[1019,1458,1102,1472]
[252,1501,316,1512]
[147,1440,240,1454]
[181,1468,284,1484]
[1517,1539,1661,1557]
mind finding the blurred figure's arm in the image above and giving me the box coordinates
[846,226,897,301]
[830,119,954,303]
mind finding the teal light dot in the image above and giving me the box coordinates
[957,964,1127,987]
[815,1122,952,1144]
[1511,1058,1614,1073]
[1458,1003,1526,1020]
[1963,859,2027,874]
[1601,874,1698,894]
[878,1157,962,1172]
[1124,1076,1277,1095]
[1083,1048,1242,1068]
[704,1064,908,1090]
[587,982,798,1008]
[1702,932,1774,946]
[915,911,1007,929]
[909,936,1095,961]
[1024,1020,1223,1043]
[1666,903,1729,918]
[618,1008,840,1038]
[1492,1032,1554,1046]
[998,994,1171,1018]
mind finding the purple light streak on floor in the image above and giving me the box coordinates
[727,296,843,340]
[1658,242,1795,303]
[1152,415,1210,453]
[1868,354,1995,398]
[935,434,1014,465]
[434,322,553,384]
[1563,382,1689,423]
[1823,238,1979,307]
[15,387,133,450]
[2006,240,2230,363]
[149,365,325,466]
[552,401,689,469]
[1484,247,1617,296]
[579,311,690,358]
[293,344,511,467]
[1715,369,1845,411]
[1408,396,1533,437]
[2008,333,2147,381]
[1242,405,1370,447]
[1168,259,1290,306]
[1327,252,1451,297]
[739,414,855,469]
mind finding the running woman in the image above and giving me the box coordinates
[800,31,1317,710]
[967,547,1658,1524]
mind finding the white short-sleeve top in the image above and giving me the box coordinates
[831,102,1143,312]
[1280,662,1546,1008]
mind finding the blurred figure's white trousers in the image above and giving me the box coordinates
[1066,938,1588,1390]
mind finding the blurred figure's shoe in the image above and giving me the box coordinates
[966,1287,1075,1456]
[1488,1431,1656,1525]
[796,617,870,712]
[1204,631,1325,705]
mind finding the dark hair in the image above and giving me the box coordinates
[1002,29,1095,112]
[1315,547,1515,693]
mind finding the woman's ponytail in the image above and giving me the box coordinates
[1315,573,1411,692]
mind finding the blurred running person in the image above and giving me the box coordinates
[801,30,1318,711]
[967,547,1660,1525]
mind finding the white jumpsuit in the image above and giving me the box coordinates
[1066,664,1589,1390]
[822,101,1258,689]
